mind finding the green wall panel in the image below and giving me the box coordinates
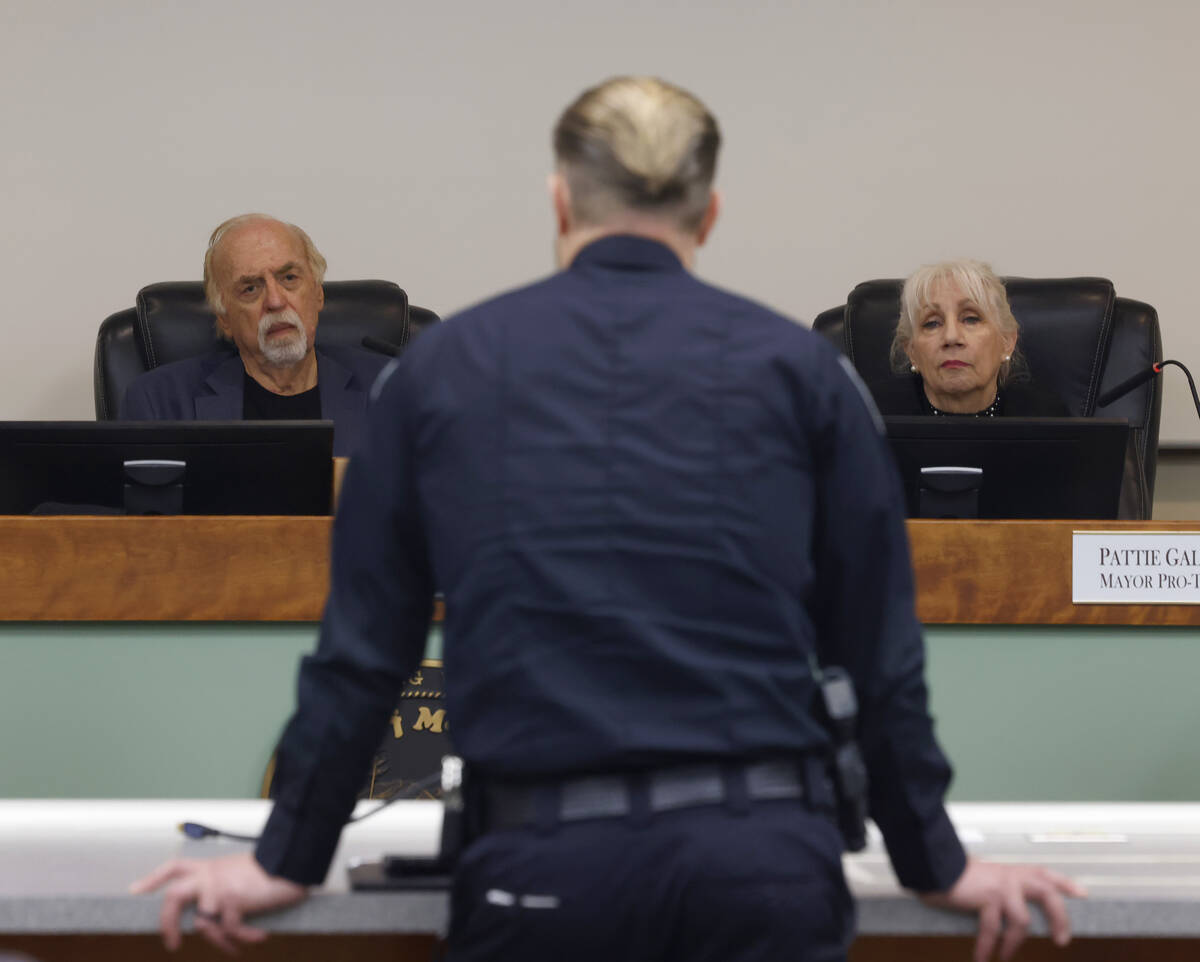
[926,625,1200,802]
[2,621,1196,801]
[0,623,443,799]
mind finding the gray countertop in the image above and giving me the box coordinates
[2,800,1198,938]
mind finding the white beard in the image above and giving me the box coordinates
[258,309,309,367]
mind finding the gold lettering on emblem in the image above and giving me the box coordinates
[390,710,404,739]
[408,671,424,687]
[414,707,446,733]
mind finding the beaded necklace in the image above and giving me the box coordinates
[923,391,1002,418]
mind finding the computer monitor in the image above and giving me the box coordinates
[883,417,1130,519]
[0,421,334,515]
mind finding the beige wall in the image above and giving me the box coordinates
[2,1,1198,440]
[1153,451,1200,520]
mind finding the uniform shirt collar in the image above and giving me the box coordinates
[569,234,686,273]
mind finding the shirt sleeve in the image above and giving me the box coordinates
[806,354,967,893]
[255,356,434,885]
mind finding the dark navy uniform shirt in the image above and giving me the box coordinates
[256,236,967,893]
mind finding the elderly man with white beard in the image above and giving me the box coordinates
[121,214,388,456]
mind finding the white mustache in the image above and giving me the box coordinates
[258,309,304,341]
[257,309,309,366]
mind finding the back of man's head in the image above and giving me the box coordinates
[553,76,720,233]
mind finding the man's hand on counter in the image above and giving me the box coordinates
[130,851,307,953]
[920,856,1088,962]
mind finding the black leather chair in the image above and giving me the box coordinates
[812,277,1163,515]
[94,280,440,419]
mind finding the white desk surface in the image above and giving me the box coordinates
[2,800,1199,938]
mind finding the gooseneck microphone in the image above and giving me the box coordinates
[176,769,445,844]
[1097,359,1200,420]
[361,335,404,357]
[1096,363,1163,407]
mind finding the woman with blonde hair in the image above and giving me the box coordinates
[872,259,1067,417]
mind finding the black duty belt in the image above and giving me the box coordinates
[480,759,822,832]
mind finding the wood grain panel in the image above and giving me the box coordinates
[909,520,1200,625]
[0,516,332,621]
[3,516,1199,625]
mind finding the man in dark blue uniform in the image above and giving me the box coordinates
[134,77,1083,961]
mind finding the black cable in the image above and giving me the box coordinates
[178,822,259,842]
[178,770,445,844]
[1160,360,1200,420]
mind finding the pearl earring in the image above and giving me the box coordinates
[910,364,918,373]
[1002,355,1011,362]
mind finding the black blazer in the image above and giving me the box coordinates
[120,344,388,457]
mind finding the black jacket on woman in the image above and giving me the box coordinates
[868,374,1069,417]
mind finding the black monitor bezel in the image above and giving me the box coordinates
[0,420,334,516]
[883,416,1130,520]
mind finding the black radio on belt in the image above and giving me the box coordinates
[818,667,869,852]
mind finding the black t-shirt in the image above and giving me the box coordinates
[242,373,322,420]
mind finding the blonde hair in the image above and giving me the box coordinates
[553,76,720,231]
[891,259,1025,385]
[203,213,327,322]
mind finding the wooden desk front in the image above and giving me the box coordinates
[4,516,1200,624]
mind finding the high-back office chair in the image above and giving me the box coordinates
[812,277,1163,516]
[94,280,440,419]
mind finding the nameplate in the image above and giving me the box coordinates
[1072,531,1200,604]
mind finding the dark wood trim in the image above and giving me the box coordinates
[0,934,439,962]
[3,932,1192,961]
[849,936,1200,961]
